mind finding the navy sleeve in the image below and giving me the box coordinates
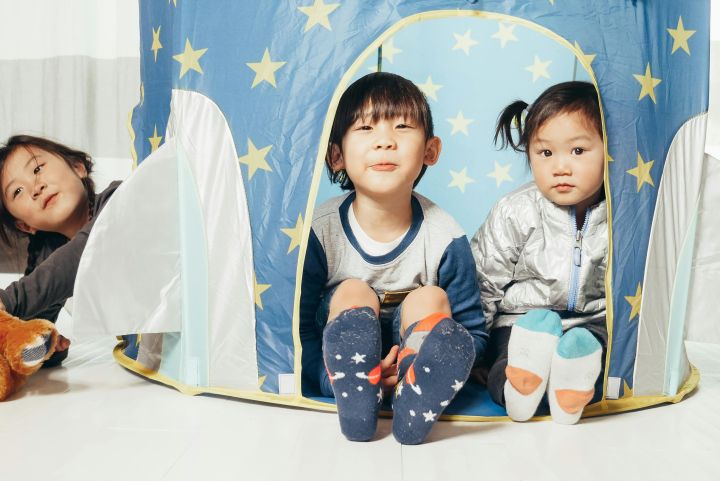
[437,236,489,366]
[299,228,332,397]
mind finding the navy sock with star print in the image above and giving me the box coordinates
[322,306,383,442]
[392,313,475,445]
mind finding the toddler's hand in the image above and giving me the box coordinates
[380,345,399,392]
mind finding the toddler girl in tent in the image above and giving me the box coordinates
[472,81,608,424]
[0,135,121,368]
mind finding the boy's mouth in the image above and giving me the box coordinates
[370,163,397,171]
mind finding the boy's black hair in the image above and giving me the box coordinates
[494,81,602,165]
[325,72,435,190]
[0,135,95,246]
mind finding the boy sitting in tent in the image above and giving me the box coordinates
[300,72,488,445]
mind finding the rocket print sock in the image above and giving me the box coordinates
[392,313,475,445]
[548,327,602,425]
[322,306,382,442]
[504,309,562,421]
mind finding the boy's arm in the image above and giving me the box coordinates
[299,228,332,397]
[470,202,521,329]
[438,236,489,366]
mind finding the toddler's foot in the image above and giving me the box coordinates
[548,327,601,425]
[504,310,562,421]
[392,314,474,445]
[322,307,382,441]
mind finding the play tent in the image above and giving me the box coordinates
[72,0,709,419]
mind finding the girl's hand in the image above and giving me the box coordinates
[380,345,399,392]
[55,335,71,352]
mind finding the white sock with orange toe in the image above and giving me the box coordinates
[548,327,602,425]
[504,309,562,421]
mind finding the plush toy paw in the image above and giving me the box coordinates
[0,310,58,400]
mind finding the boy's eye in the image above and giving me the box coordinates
[396,123,412,129]
[573,147,585,155]
[356,125,372,131]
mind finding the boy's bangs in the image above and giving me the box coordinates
[355,89,425,127]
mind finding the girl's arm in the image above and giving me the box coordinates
[470,202,522,329]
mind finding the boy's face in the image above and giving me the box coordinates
[528,110,605,213]
[1,145,88,235]
[331,113,441,198]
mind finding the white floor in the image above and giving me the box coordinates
[0,336,718,481]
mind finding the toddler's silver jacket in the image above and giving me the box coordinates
[471,182,607,330]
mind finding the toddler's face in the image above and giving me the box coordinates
[528,110,605,212]
[331,112,440,198]
[1,146,88,235]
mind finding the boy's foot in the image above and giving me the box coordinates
[392,314,474,445]
[548,327,602,425]
[504,309,562,421]
[322,306,382,441]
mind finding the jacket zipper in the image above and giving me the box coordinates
[567,206,591,311]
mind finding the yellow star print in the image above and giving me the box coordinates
[382,39,402,64]
[148,125,162,152]
[525,55,551,82]
[667,17,696,55]
[238,138,272,180]
[246,49,287,88]
[281,214,304,254]
[452,30,478,56]
[487,161,513,187]
[633,64,662,103]
[626,153,655,192]
[172,38,208,79]
[151,26,162,62]
[448,167,475,193]
[416,76,442,101]
[624,283,642,321]
[253,274,271,310]
[298,0,340,33]
[573,41,596,67]
[446,111,474,136]
[491,23,518,48]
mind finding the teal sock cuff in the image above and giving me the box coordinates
[556,327,601,359]
[515,309,562,337]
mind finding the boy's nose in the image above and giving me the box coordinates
[374,135,396,150]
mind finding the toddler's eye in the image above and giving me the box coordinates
[573,147,585,155]
[540,150,552,157]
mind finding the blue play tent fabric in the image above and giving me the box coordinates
[74,0,708,418]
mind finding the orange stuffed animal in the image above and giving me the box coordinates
[0,310,58,400]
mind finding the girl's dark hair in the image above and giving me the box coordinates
[0,135,95,246]
[325,72,435,190]
[494,81,602,162]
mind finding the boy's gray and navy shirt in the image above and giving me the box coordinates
[0,181,122,321]
[300,191,488,397]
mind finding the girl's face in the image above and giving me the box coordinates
[1,145,88,237]
[528,110,605,213]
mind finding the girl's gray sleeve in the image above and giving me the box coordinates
[470,202,521,329]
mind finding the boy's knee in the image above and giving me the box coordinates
[329,279,379,319]
[401,286,451,331]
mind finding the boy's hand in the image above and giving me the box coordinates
[56,335,71,352]
[380,345,399,392]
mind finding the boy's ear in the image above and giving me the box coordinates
[15,220,37,235]
[329,144,345,172]
[423,136,442,166]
